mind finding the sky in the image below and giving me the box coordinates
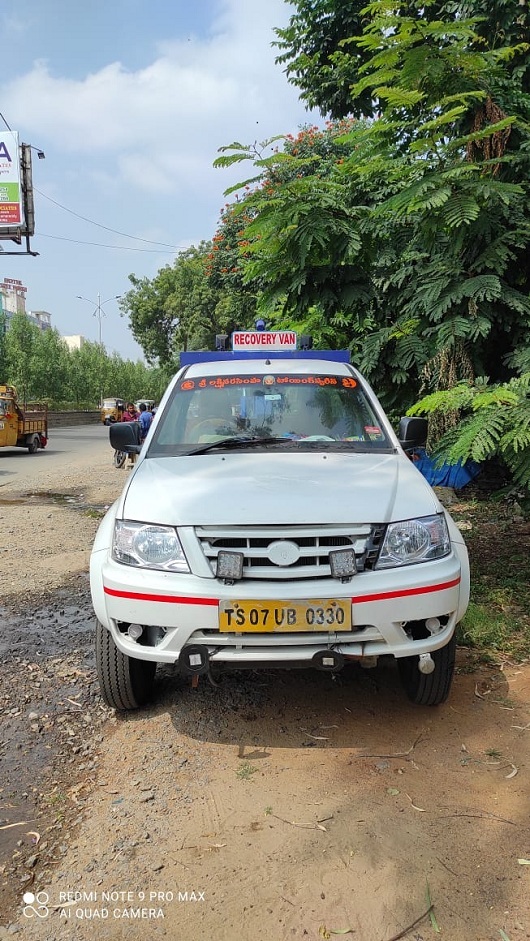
[0,0,320,361]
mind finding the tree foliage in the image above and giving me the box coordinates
[216,0,530,412]
[1,314,167,408]
[409,374,530,489]
[120,241,255,366]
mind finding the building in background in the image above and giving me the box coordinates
[63,334,86,351]
[27,309,52,330]
[1,277,27,315]
[0,278,51,332]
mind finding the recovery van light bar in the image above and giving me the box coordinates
[182,331,349,366]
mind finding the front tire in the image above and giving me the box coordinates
[95,620,156,711]
[397,633,456,706]
[113,449,127,469]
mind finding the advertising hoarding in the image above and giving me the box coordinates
[0,132,22,228]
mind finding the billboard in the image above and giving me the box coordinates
[0,135,36,251]
[0,131,22,228]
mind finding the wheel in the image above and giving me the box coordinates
[95,620,156,711]
[113,449,127,468]
[27,434,40,454]
[104,418,111,426]
[397,633,456,706]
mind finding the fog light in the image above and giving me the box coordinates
[128,624,143,640]
[216,550,244,583]
[329,548,357,581]
[425,617,441,634]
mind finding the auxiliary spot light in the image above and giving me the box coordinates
[329,548,357,582]
[216,550,244,583]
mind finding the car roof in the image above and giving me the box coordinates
[182,357,354,379]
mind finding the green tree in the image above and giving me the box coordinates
[274,0,530,120]
[121,244,225,366]
[274,0,377,119]
[31,329,71,405]
[4,313,41,401]
[65,342,108,407]
[0,310,7,378]
[217,1,530,411]
[408,373,530,495]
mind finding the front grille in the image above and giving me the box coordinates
[196,524,385,580]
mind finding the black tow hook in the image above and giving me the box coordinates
[179,645,210,676]
[312,650,345,673]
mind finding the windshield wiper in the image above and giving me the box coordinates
[186,435,292,455]
[180,436,394,456]
[184,436,292,455]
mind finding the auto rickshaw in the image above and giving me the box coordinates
[100,398,125,425]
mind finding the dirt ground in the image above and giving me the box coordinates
[0,449,529,941]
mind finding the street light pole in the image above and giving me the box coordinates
[96,292,102,346]
[76,293,121,348]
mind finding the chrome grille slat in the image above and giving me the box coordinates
[196,524,382,580]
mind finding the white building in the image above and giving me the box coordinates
[63,334,87,351]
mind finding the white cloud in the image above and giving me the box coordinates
[2,0,310,195]
[0,0,315,360]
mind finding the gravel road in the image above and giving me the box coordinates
[0,447,529,941]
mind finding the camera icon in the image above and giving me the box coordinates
[23,891,50,918]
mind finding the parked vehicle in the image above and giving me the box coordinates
[0,384,48,453]
[134,399,155,413]
[90,331,470,711]
[100,398,125,425]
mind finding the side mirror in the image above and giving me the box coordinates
[398,416,428,450]
[110,421,142,453]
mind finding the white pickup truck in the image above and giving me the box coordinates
[90,332,469,711]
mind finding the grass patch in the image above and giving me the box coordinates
[236,761,258,780]
[457,602,530,660]
[453,497,530,661]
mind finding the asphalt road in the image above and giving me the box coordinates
[0,424,112,480]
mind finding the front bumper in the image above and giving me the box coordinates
[90,541,469,666]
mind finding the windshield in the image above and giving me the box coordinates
[148,372,392,456]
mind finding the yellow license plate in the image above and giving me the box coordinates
[219,599,352,633]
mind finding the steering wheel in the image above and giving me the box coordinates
[193,418,227,433]
[189,418,232,442]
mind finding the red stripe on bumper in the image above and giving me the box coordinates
[103,587,219,606]
[351,576,461,604]
[103,576,460,608]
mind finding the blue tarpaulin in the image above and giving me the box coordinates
[412,448,482,489]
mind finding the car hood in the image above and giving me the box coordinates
[119,451,440,526]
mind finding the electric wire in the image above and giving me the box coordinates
[38,233,178,252]
[1,110,185,254]
[35,188,184,249]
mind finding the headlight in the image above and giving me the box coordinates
[113,520,190,572]
[376,514,450,569]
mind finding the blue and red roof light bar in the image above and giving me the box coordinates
[180,330,350,366]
